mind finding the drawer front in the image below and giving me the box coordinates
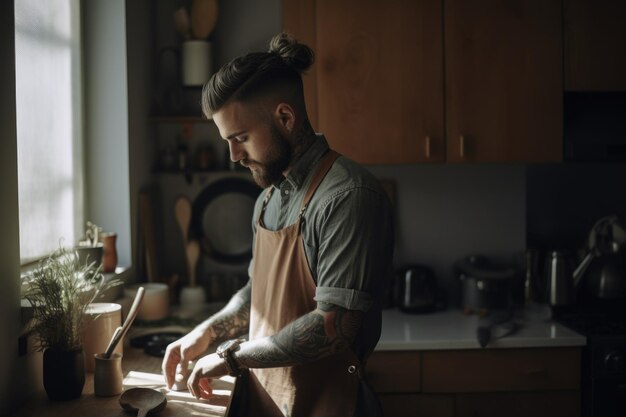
[366,351,421,393]
[455,391,581,417]
[422,348,580,392]
[379,394,454,417]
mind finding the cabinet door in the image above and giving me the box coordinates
[455,391,580,417]
[422,348,580,393]
[564,0,626,91]
[445,0,563,162]
[285,0,445,164]
[366,351,421,393]
[379,394,454,417]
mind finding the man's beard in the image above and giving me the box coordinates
[243,123,292,188]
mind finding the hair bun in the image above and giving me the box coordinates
[268,32,314,73]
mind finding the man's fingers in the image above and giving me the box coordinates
[187,368,200,399]
[162,345,181,389]
[199,378,213,399]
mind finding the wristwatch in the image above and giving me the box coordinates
[216,338,246,377]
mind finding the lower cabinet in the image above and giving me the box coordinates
[366,348,581,417]
[455,391,580,417]
[378,394,455,417]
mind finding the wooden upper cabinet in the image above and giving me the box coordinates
[285,0,564,164]
[445,0,563,163]
[284,0,445,164]
[564,0,626,91]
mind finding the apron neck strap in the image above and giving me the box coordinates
[257,150,341,225]
[298,150,340,219]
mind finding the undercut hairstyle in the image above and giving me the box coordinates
[201,33,314,116]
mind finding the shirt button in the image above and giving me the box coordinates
[284,190,290,195]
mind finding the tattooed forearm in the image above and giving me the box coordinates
[198,281,251,344]
[236,302,362,369]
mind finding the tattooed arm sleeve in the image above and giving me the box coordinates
[195,281,251,345]
[235,301,362,369]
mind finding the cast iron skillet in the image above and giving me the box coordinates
[190,177,261,264]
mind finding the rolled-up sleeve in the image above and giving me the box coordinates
[312,186,394,312]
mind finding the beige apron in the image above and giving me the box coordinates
[245,150,361,417]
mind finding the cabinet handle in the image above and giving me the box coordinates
[459,135,466,158]
[425,136,431,159]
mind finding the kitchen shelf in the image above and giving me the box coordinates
[154,169,240,175]
[149,115,213,123]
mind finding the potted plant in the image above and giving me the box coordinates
[75,221,104,271]
[23,246,120,401]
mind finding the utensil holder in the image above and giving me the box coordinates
[94,353,123,397]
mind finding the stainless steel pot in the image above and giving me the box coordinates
[456,255,518,314]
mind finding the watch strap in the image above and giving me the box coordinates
[217,338,245,377]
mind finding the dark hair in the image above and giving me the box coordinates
[202,33,314,116]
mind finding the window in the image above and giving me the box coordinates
[15,0,83,263]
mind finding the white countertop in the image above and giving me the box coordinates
[376,306,586,351]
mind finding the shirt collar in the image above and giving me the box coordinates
[279,134,330,190]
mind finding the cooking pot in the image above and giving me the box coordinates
[395,265,446,314]
[456,255,518,314]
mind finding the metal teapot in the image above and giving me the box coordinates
[573,216,626,300]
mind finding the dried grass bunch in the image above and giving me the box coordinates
[24,247,121,351]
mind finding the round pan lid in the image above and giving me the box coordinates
[190,177,261,264]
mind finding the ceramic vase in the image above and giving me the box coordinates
[100,232,118,273]
[43,348,85,401]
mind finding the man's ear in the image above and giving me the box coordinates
[273,102,296,134]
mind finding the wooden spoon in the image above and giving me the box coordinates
[119,388,167,417]
[174,196,192,246]
[190,0,218,40]
[186,240,200,288]
[104,286,145,358]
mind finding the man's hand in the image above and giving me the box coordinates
[161,282,252,389]
[162,329,212,389]
[187,353,229,400]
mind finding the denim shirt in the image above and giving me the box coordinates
[249,135,394,359]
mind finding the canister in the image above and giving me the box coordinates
[82,303,122,372]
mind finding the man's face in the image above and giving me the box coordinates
[213,100,292,188]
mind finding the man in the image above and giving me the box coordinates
[162,33,394,417]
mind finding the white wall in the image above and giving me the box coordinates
[125,0,156,281]
[83,0,132,268]
[368,164,526,303]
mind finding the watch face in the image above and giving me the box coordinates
[218,338,242,355]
